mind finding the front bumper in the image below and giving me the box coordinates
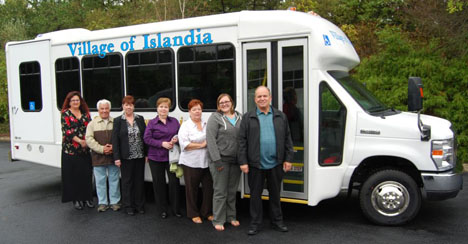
[421,171,463,200]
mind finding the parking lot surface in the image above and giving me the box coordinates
[1,142,467,244]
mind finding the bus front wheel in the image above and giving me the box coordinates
[359,169,421,225]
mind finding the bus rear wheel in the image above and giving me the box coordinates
[359,169,421,225]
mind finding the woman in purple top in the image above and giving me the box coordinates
[144,97,182,219]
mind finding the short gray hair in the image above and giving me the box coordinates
[96,99,111,110]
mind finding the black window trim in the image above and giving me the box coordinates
[177,42,237,112]
[125,48,176,112]
[19,61,43,112]
[81,52,125,111]
[318,81,347,167]
[54,56,81,111]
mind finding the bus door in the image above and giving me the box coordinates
[7,40,55,144]
[241,39,308,202]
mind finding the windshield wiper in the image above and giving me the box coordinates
[367,106,387,113]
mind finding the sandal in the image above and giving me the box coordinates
[207,215,214,221]
[231,220,240,227]
[214,224,225,231]
[192,217,203,224]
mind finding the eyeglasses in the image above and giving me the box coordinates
[219,101,231,105]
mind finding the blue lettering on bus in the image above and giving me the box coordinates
[68,29,213,58]
[323,35,331,46]
[329,31,351,45]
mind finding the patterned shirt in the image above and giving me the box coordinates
[122,114,144,159]
[61,109,91,155]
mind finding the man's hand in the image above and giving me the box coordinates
[283,162,292,173]
[103,144,112,155]
[240,164,249,174]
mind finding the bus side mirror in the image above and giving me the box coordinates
[408,77,423,112]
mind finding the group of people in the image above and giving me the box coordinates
[60,85,294,235]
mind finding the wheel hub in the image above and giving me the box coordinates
[371,181,410,217]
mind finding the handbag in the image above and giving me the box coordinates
[168,144,180,163]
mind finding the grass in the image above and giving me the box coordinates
[0,122,9,135]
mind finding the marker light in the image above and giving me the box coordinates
[431,139,454,171]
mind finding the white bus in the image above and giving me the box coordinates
[5,10,462,225]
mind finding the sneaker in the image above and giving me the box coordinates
[110,204,121,211]
[97,204,109,212]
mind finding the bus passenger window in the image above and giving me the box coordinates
[82,54,123,110]
[55,57,80,110]
[319,82,346,166]
[126,49,175,110]
[178,43,235,110]
[19,61,43,112]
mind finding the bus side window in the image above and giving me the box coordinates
[177,43,236,110]
[319,82,346,166]
[126,49,175,110]
[19,61,43,112]
[82,54,124,111]
[55,57,80,109]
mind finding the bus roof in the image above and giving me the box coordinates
[9,10,360,71]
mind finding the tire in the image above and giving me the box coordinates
[359,169,421,225]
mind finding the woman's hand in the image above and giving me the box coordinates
[115,160,121,167]
[162,141,173,150]
[200,140,207,148]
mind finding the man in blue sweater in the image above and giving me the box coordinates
[238,86,294,235]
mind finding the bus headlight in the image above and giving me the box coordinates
[431,139,454,171]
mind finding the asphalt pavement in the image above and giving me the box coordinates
[1,141,467,244]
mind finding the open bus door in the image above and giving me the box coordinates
[241,39,308,203]
[6,40,57,163]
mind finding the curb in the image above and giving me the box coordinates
[0,136,10,142]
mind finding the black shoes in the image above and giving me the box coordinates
[125,207,144,215]
[247,223,288,235]
[84,200,94,208]
[72,200,94,210]
[247,226,258,235]
[272,222,288,232]
[73,201,83,210]
[161,212,168,219]
[126,208,135,216]
[174,212,182,218]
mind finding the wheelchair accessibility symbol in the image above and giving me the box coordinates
[323,35,331,46]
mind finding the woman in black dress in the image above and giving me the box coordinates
[61,91,94,210]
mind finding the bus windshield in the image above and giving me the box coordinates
[328,71,398,115]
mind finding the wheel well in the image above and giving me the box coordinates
[349,156,422,193]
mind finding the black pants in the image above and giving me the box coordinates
[182,165,213,218]
[248,164,284,227]
[148,160,181,215]
[121,158,145,210]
